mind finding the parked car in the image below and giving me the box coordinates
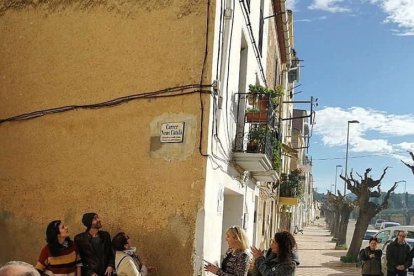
[380,221,401,229]
[375,219,385,229]
[360,229,379,249]
[381,237,414,275]
[410,266,414,276]
[373,225,414,249]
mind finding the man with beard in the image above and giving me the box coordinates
[75,213,115,276]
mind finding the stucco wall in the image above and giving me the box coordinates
[0,1,213,275]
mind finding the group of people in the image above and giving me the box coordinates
[0,219,299,276]
[204,226,300,276]
[359,230,413,276]
[34,212,152,276]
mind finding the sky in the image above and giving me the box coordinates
[286,0,414,194]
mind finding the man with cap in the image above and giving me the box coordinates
[74,213,115,276]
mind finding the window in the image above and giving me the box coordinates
[376,230,390,243]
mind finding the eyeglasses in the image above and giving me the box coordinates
[231,226,239,233]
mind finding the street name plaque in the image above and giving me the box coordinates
[160,122,185,143]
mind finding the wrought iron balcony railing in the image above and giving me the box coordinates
[233,92,280,169]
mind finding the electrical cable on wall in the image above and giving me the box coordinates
[0,84,212,124]
[198,0,212,157]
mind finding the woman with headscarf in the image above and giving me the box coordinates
[35,220,81,275]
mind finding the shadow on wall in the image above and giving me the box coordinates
[0,209,196,275]
[110,213,196,276]
[0,211,44,264]
[0,209,81,265]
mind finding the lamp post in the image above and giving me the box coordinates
[399,180,407,207]
[344,120,360,195]
[401,180,407,193]
[397,180,408,223]
[335,165,342,196]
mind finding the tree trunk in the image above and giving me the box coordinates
[336,206,351,246]
[346,211,371,257]
[333,210,341,239]
[279,211,291,231]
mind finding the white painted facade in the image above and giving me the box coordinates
[194,0,278,274]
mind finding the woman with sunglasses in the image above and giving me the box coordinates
[112,232,153,276]
[35,220,81,275]
[204,225,250,276]
[251,231,299,276]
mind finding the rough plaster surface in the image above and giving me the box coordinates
[0,0,204,17]
[149,113,197,161]
[0,1,213,274]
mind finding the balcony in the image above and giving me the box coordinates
[279,187,299,205]
[278,169,305,205]
[233,91,281,180]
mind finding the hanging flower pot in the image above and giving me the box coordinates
[246,111,268,123]
[257,95,270,111]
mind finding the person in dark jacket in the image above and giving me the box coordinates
[359,237,382,276]
[251,231,299,276]
[386,230,412,276]
[74,212,115,276]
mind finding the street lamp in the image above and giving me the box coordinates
[401,180,407,193]
[344,120,360,195]
[334,165,342,196]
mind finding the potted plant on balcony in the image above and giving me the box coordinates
[248,84,284,109]
[272,140,282,171]
[245,107,267,123]
[279,169,305,198]
[246,125,267,152]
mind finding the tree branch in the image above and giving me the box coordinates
[378,181,399,212]
[401,151,414,175]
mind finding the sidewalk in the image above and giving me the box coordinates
[295,221,360,276]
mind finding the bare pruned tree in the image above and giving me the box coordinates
[401,151,414,175]
[340,167,398,259]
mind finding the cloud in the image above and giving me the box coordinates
[294,16,327,23]
[314,106,414,157]
[295,19,313,22]
[286,0,298,11]
[370,0,414,35]
[308,0,351,13]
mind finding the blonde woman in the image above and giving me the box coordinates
[204,226,250,276]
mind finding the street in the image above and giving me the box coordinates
[296,219,360,276]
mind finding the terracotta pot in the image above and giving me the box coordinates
[246,112,268,123]
[258,95,270,110]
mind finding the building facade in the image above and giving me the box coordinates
[0,0,314,275]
